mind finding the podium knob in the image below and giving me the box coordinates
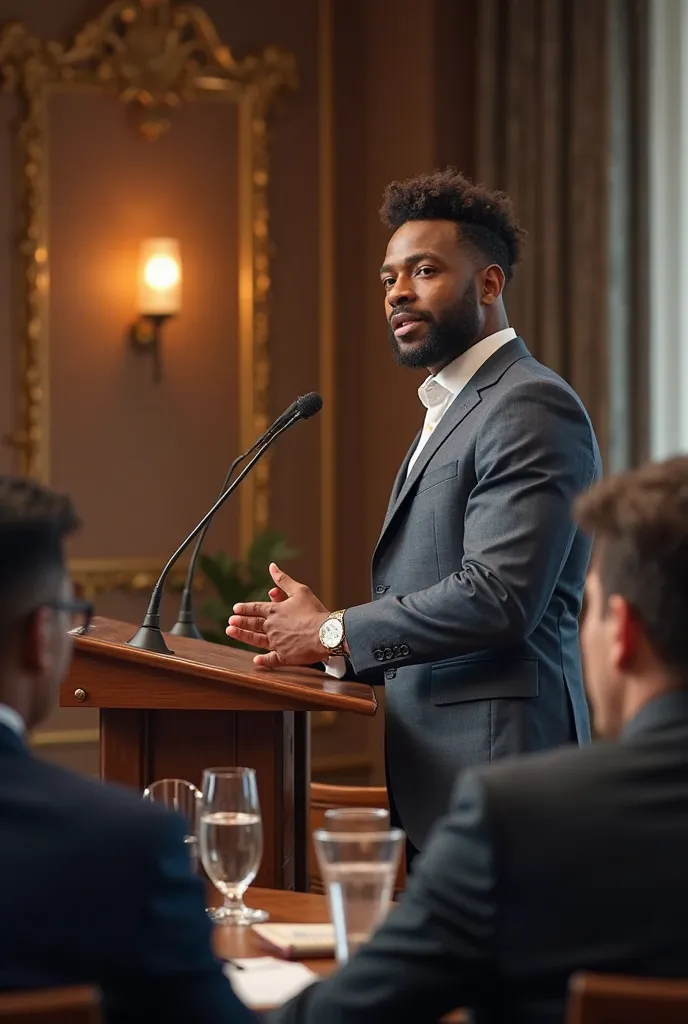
[74,688,87,702]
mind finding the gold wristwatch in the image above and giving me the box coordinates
[319,609,348,657]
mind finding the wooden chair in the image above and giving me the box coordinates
[0,986,101,1024]
[566,972,688,1024]
[309,782,406,894]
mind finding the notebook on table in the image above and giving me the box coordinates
[252,922,336,960]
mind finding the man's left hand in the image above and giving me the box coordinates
[227,562,330,669]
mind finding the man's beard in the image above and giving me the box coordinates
[388,285,482,369]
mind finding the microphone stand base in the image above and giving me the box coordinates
[169,619,204,639]
[126,625,174,656]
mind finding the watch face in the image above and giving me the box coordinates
[320,617,344,649]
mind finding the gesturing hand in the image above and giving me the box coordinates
[226,562,331,669]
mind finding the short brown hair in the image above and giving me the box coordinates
[379,168,526,283]
[575,456,688,673]
[0,476,79,630]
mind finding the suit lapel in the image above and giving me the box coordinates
[374,337,530,556]
[378,388,482,543]
[382,428,421,529]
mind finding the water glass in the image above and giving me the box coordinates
[314,826,404,963]
[199,767,268,926]
[324,807,390,832]
[142,778,200,871]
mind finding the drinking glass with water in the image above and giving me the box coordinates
[142,778,201,872]
[314,826,404,963]
[323,807,390,831]
[199,766,269,926]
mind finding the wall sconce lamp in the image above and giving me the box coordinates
[131,238,181,381]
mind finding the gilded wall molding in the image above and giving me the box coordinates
[0,0,297,565]
[69,557,196,600]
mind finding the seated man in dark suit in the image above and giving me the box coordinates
[0,475,255,1024]
[270,454,688,1024]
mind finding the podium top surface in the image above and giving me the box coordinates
[69,617,377,716]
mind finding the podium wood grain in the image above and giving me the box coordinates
[60,618,376,891]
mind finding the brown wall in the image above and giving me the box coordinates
[0,0,324,758]
[331,0,479,780]
[0,0,478,782]
[332,0,479,608]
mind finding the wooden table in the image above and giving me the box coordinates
[213,887,334,978]
[212,887,466,1021]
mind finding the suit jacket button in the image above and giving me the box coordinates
[375,585,388,595]
[400,644,410,656]
[384,648,393,660]
[392,645,401,657]
[385,668,397,679]
[373,649,384,661]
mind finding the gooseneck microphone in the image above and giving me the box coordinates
[170,392,323,640]
[127,391,323,656]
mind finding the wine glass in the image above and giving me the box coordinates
[142,778,201,872]
[199,767,269,925]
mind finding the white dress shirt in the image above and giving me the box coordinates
[0,702,25,737]
[326,327,517,678]
[407,327,517,474]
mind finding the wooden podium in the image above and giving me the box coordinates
[60,617,376,891]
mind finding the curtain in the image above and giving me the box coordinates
[475,0,649,469]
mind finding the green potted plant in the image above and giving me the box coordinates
[197,529,299,651]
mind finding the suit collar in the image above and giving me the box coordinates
[467,335,530,391]
[622,689,688,740]
[0,702,26,739]
[419,327,518,406]
[377,337,530,544]
[0,720,28,755]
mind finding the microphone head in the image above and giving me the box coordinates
[296,392,323,419]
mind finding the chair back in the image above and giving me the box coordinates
[567,972,688,1024]
[309,782,406,894]
[0,986,100,1024]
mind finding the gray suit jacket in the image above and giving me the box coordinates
[270,690,688,1024]
[344,338,601,847]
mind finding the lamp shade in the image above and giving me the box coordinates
[137,238,181,315]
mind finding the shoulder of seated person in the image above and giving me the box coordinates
[465,740,619,811]
[30,757,182,834]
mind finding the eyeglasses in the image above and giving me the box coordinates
[43,598,94,635]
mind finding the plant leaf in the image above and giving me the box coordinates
[197,530,297,651]
[247,530,299,576]
[198,551,243,605]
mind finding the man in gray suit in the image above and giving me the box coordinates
[270,455,688,1024]
[228,169,601,858]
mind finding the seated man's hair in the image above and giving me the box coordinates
[575,456,688,675]
[379,168,526,283]
[0,476,79,624]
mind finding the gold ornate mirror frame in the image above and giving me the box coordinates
[0,0,296,591]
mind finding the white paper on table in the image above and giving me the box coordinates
[223,956,318,1008]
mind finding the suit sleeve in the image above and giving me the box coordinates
[103,810,257,1024]
[343,379,599,675]
[267,770,498,1024]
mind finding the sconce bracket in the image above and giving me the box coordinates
[130,313,171,382]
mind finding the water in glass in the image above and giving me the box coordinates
[199,767,269,925]
[314,827,404,963]
[327,861,397,960]
[199,810,262,893]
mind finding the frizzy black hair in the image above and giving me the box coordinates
[380,168,526,283]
